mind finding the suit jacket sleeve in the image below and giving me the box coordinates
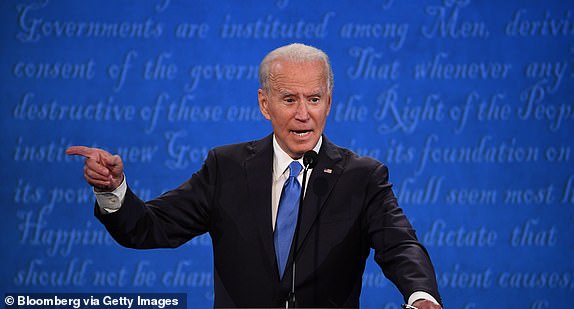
[365,163,441,304]
[94,149,217,249]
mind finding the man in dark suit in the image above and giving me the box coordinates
[67,43,442,308]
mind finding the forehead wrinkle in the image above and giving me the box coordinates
[268,70,281,87]
[268,60,328,91]
[270,74,327,96]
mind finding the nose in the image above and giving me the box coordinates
[294,101,310,121]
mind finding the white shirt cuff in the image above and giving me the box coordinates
[94,176,127,213]
[408,291,440,306]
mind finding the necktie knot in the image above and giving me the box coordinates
[288,161,302,178]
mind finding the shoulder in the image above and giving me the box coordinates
[322,139,391,186]
[208,134,273,163]
[325,139,386,173]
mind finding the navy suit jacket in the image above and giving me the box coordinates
[96,135,441,307]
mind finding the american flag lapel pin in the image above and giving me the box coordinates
[323,168,332,174]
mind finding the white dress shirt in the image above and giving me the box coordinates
[271,135,322,230]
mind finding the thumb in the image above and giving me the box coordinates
[102,153,122,167]
[101,154,124,177]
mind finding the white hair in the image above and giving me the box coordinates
[258,43,334,93]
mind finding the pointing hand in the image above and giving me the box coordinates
[66,146,124,191]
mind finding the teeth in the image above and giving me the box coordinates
[292,131,310,136]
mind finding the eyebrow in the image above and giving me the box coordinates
[278,90,324,97]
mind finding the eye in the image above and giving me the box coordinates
[283,97,296,104]
[309,97,321,104]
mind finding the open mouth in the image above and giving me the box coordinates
[290,130,312,137]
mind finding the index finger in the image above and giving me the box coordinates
[66,146,98,159]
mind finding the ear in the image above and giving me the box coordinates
[258,89,271,120]
[325,91,332,116]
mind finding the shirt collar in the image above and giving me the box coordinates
[272,135,322,181]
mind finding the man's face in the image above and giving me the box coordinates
[258,60,332,159]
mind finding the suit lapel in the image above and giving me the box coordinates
[244,135,345,282]
[295,137,344,253]
[244,135,279,279]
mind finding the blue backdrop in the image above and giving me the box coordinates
[1,0,573,308]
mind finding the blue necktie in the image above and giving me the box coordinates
[274,161,303,278]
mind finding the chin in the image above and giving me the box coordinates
[293,144,315,157]
[283,135,319,157]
